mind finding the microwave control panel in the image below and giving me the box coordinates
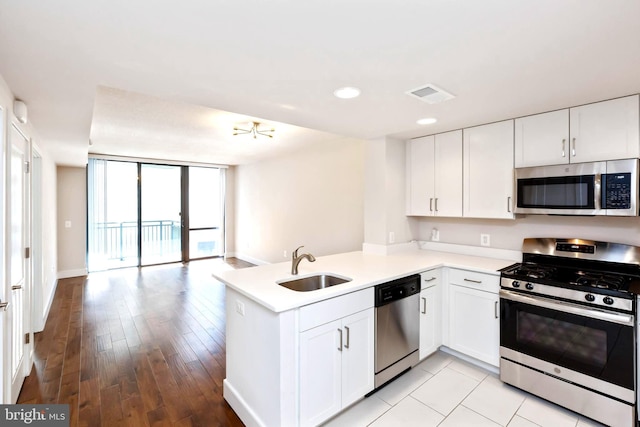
[602,172,632,209]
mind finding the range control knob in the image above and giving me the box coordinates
[511,281,520,288]
[525,283,534,290]
[585,294,595,302]
[603,296,614,305]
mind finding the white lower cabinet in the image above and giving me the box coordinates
[447,269,500,367]
[299,307,374,427]
[419,270,442,359]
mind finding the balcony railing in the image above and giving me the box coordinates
[91,220,181,262]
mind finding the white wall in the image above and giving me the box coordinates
[224,166,236,256]
[413,215,640,250]
[233,137,365,264]
[35,149,58,330]
[56,166,87,277]
[364,137,413,250]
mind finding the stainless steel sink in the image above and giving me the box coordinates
[277,274,352,292]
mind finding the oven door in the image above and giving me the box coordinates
[500,289,635,393]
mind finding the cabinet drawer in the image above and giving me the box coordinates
[420,269,441,288]
[448,268,499,293]
[299,288,374,332]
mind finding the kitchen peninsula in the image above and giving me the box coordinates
[214,247,517,427]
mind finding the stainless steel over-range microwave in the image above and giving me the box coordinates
[514,159,639,216]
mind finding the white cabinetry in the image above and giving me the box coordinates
[298,290,374,427]
[463,120,514,219]
[407,130,462,217]
[447,269,500,367]
[515,109,569,167]
[419,269,442,359]
[515,95,640,167]
[570,95,640,163]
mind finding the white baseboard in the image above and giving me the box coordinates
[439,346,499,375]
[38,277,58,332]
[223,379,266,427]
[57,268,88,279]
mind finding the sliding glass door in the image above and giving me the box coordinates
[88,159,225,271]
[141,164,182,265]
[87,160,139,271]
[188,166,225,259]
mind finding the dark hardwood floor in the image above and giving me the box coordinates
[18,258,254,427]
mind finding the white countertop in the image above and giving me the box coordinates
[214,248,518,312]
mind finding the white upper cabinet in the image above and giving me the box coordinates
[515,95,640,167]
[406,130,462,217]
[570,95,640,163]
[406,135,435,216]
[515,109,569,167]
[463,120,514,219]
[434,130,463,217]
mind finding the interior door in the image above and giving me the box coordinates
[6,123,30,403]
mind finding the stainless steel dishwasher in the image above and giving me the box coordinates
[374,274,420,388]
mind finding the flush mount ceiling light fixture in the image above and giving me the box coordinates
[233,121,275,139]
[417,117,438,125]
[333,86,361,99]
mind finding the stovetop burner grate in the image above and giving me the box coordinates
[573,272,626,291]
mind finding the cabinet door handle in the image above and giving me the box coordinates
[561,139,566,157]
[11,285,22,291]
[571,138,576,156]
[507,196,512,213]
[423,277,437,282]
[494,301,499,319]
[464,278,482,284]
[337,328,343,351]
[344,326,350,349]
[0,301,8,311]
[429,197,433,212]
[421,297,427,314]
[434,198,438,212]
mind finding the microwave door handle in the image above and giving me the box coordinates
[595,174,602,211]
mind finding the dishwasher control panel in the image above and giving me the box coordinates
[375,274,421,306]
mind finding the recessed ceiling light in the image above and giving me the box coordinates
[417,117,438,125]
[333,87,361,99]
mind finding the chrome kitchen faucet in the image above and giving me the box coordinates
[291,246,315,275]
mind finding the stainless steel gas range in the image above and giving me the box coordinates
[499,238,640,427]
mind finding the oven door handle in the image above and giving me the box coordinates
[499,290,635,326]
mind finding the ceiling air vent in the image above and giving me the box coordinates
[406,84,455,104]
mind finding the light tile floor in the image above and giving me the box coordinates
[323,351,605,427]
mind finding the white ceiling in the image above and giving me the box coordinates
[1,0,639,166]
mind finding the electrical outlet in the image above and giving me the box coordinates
[481,234,490,247]
[235,300,245,316]
[431,228,440,242]
[389,231,395,244]
[283,250,287,258]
